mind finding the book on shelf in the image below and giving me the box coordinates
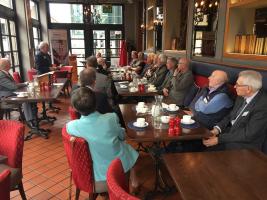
[234,34,266,55]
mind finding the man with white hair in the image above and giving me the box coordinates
[190,70,233,129]
[0,58,34,125]
[149,54,168,87]
[203,70,267,150]
[35,41,57,75]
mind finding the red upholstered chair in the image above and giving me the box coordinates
[68,106,80,120]
[60,65,73,86]
[107,158,140,200]
[13,72,22,84]
[0,120,26,200]
[27,69,37,81]
[53,71,70,96]
[62,125,97,200]
[194,75,209,88]
[0,169,11,200]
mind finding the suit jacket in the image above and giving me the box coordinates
[35,51,51,75]
[149,64,168,87]
[95,72,112,98]
[157,70,174,91]
[71,85,113,114]
[168,70,194,105]
[0,70,25,98]
[217,90,267,150]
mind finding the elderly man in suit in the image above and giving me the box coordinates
[203,70,267,151]
[164,57,194,105]
[86,56,112,99]
[0,58,34,125]
[149,54,168,87]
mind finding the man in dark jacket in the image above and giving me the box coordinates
[190,70,233,129]
[204,70,267,151]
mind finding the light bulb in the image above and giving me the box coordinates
[215,1,218,6]
[201,1,205,6]
[195,2,198,7]
[209,3,212,7]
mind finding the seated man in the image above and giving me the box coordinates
[97,57,109,75]
[157,57,178,92]
[72,68,113,114]
[129,51,138,66]
[0,58,34,126]
[163,58,194,105]
[130,52,146,75]
[67,87,139,193]
[86,56,112,99]
[189,70,233,129]
[203,70,267,151]
[148,54,168,87]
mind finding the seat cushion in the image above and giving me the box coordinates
[0,164,22,189]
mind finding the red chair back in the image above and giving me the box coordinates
[107,158,140,200]
[62,125,94,193]
[0,170,11,200]
[27,69,37,81]
[194,75,209,88]
[0,120,25,169]
[13,72,22,83]
[60,66,73,81]
[68,106,80,120]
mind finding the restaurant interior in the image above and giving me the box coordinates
[0,0,267,199]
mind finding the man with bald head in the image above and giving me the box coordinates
[190,70,233,129]
[0,58,34,124]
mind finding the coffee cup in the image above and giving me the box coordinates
[169,104,177,111]
[129,87,137,92]
[161,116,170,123]
[136,118,145,127]
[182,115,192,123]
[137,102,145,108]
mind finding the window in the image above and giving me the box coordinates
[32,27,41,55]
[0,0,13,9]
[70,30,85,69]
[30,0,38,20]
[0,18,20,73]
[91,5,123,24]
[49,3,83,23]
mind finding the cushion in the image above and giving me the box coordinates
[183,83,200,107]
[194,75,209,88]
[0,164,22,189]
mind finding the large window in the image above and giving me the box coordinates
[70,29,85,69]
[49,3,83,23]
[91,5,123,24]
[0,18,20,73]
[30,0,41,55]
[0,0,13,9]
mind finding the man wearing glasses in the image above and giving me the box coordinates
[203,70,267,151]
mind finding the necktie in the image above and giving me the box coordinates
[231,99,247,125]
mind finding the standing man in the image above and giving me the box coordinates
[35,41,57,75]
[164,58,194,105]
[203,70,267,151]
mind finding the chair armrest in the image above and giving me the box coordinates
[0,155,8,164]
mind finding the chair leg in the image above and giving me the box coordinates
[18,181,27,200]
[75,188,80,200]
[89,193,98,200]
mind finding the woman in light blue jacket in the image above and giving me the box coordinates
[67,87,139,192]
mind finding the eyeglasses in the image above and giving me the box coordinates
[234,84,249,88]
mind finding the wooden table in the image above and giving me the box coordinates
[119,104,211,143]
[162,150,267,200]
[1,79,67,140]
[115,82,158,97]
[119,103,211,197]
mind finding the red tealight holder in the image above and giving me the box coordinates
[174,126,181,135]
[168,127,175,136]
[169,118,175,128]
[138,84,145,93]
[175,117,181,126]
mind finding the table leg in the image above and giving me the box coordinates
[38,102,57,124]
[24,103,50,141]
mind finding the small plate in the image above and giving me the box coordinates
[166,106,179,112]
[181,119,195,125]
[133,122,149,128]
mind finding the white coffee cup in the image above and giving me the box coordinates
[137,102,145,108]
[182,115,192,123]
[169,104,177,111]
[136,118,145,127]
[129,87,137,92]
[161,116,170,123]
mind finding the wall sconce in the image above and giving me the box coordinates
[140,23,145,34]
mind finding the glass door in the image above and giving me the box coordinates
[92,29,123,66]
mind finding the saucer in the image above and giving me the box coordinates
[181,119,195,125]
[119,84,128,89]
[133,122,149,128]
[166,106,179,112]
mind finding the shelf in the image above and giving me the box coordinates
[224,52,267,61]
[230,0,267,8]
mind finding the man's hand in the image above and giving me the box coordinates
[203,136,218,147]
[173,67,180,77]
[210,127,220,136]
[163,88,169,96]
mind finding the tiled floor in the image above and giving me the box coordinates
[10,97,180,200]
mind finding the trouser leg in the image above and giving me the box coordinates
[22,103,34,121]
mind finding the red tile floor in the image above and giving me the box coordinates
[10,97,180,200]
